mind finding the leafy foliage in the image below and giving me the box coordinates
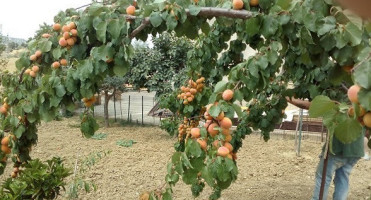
[127,32,192,98]
[0,157,71,200]
[0,0,370,199]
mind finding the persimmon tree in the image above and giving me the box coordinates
[0,0,370,199]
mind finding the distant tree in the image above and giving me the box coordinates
[7,42,19,51]
[0,35,8,68]
[100,76,126,127]
[126,32,192,98]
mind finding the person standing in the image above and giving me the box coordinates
[285,97,365,200]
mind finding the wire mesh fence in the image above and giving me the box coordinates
[75,92,325,148]
[76,91,162,125]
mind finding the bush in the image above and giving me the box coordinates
[0,157,71,200]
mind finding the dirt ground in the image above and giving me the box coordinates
[0,117,370,200]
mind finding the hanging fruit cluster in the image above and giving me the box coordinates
[1,135,12,161]
[347,84,371,128]
[177,77,205,105]
[54,22,78,49]
[177,117,200,142]
[202,101,236,160]
[0,99,10,116]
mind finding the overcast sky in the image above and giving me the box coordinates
[0,0,92,39]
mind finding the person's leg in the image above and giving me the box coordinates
[333,157,360,200]
[364,137,370,160]
[312,155,337,200]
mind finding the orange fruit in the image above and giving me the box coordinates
[224,134,232,142]
[62,25,70,33]
[347,85,361,103]
[222,89,234,101]
[59,38,67,47]
[363,112,371,128]
[224,142,233,152]
[60,59,68,66]
[67,38,75,46]
[343,66,353,73]
[126,5,136,15]
[250,0,259,6]
[29,71,36,78]
[215,111,224,121]
[42,33,51,38]
[1,136,10,146]
[53,23,61,31]
[3,102,9,110]
[68,22,77,30]
[190,88,197,95]
[217,146,230,157]
[233,0,244,10]
[35,50,42,58]
[30,54,37,61]
[191,128,201,138]
[221,128,230,135]
[25,69,31,75]
[1,145,11,154]
[220,117,232,129]
[63,32,70,40]
[52,61,61,69]
[213,140,223,148]
[32,65,39,73]
[207,123,219,137]
[70,29,78,37]
[197,138,207,150]
[204,120,212,128]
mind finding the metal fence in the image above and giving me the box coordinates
[77,91,162,125]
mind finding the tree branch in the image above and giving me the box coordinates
[129,7,253,38]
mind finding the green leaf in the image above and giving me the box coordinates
[214,80,227,93]
[309,95,336,118]
[107,19,122,40]
[276,0,292,10]
[354,60,371,89]
[358,89,371,111]
[334,118,362,143]
[15,56,30,71]
[52,48,63,60]
[150,12,163,27]
[344,22,362,46]
[38,40,52,52]
[316,16,336,36]
[186,139,202,158]
[55,85,66,97]
[232,104,243,118]
[113,59,129,76]
[94,20,107,43]
[14,125,25,139]
[245,17,260,37]
[188,5,201,16]
[209,105,221,118]
[261,15,278,37]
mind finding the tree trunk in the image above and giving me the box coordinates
[103,90,114,128]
